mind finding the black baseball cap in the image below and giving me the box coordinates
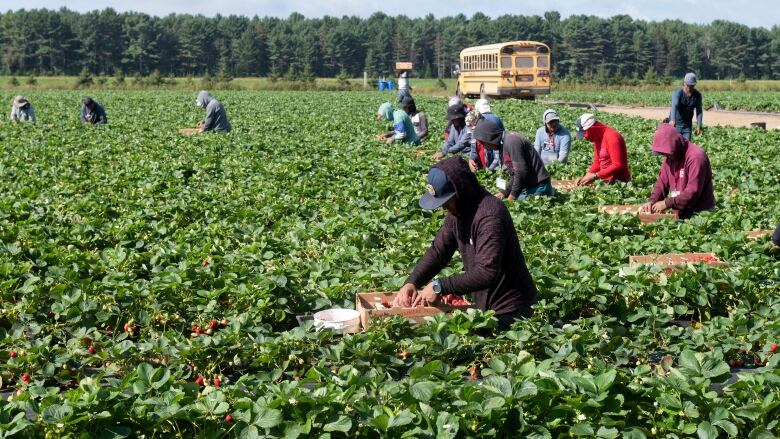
[444,103,467,121]
[419,167,456,210]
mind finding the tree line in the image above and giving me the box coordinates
[2,8,779,81]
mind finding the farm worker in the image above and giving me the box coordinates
[443,96,472,141]
[376,102,420,145]
[574,114,630,186]
[533,109,571,165]
[669,73,703,140]
[400,96,428,141]
[640,123,715,219]
[10,96,35,123]
[466,111,500,172]
[195,91,231,133]
[471,99,504,171]
[397,71,412,103]
[392,156,539,330]
[772,224,780,247]
[432,103,470,159]
[80,97,107,125]
[472,119,552,201]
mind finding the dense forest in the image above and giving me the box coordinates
[1,8,779,80]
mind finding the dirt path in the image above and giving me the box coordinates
[594,105,780,129]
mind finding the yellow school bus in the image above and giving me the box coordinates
[456,41,551,100]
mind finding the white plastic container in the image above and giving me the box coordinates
[312,309,361,334]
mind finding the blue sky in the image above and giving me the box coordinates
[3,0,779,28]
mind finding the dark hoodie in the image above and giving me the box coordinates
[649,123,715,219]
[473,120,550,198]
[405,157,538,316]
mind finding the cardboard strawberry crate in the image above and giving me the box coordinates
[746,229,772,240]
[628,252,723,269]
[599,204,677,223]
[178,128,200,135]
[356,292,471,330]
[552,179,593,191]
[637,212,677,224]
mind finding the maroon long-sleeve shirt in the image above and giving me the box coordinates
[405,157,538,316]
[648,124,715,219]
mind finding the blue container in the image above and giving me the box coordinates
[387,80,395,91]
[378,81,387,91]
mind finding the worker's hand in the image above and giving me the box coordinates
[651,201,668,214]
[507,194,517,201]
[576,173,597,186]
[695,127,702,136]
[392,283,417,308]
[468,159,478,172]
[196,120,205,128]
[431,152,445,160]
[412,283,439,307]
[670,120,676,127]
[639,202,653,214]
[385,137,394,145]
[494,192,505,200]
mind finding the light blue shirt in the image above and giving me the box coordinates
[533,125,571,165]
[10,104,35,122]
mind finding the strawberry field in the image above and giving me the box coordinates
[1,90,779,438]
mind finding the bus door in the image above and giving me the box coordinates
[512,53,536,89]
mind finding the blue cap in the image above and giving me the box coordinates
[684,73,697,86]
[419,167,456,210]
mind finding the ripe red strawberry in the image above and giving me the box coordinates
[770,343,778,353]
[88,345,96,355]
[225,414,233,423]
[729,359,736,367]
[194,376,205,386]
[209,319,218,330]
[736,359,744,367]
[20,373,31,384]
[123,323,136,334]
[212,377,221,387]
[9,351,17,359]
[191,324,200,331]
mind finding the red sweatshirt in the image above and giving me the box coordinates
[648,124,715,219]
[585,122,631,183]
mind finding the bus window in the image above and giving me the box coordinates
[501,57,512,68]
[537,56,549,68]
[515,57,534,68]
